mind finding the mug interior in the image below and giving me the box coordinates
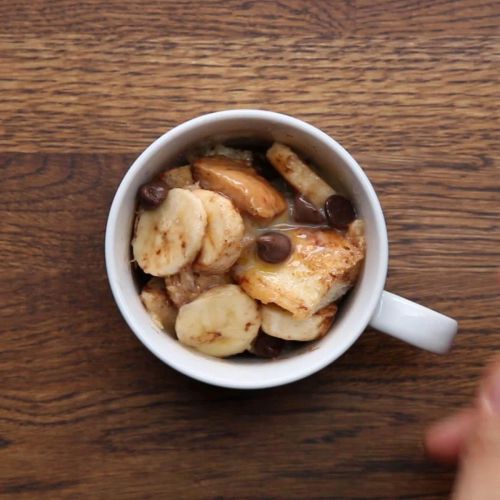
[105,110,388,389]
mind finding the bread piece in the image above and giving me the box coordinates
[192,155,287,219]
[165,268,232,308]
[266,143,335,209]
[140,278,177,332]
[159,165,194,188]
[205,144,254,165]
[234,228,364,319]
[347,219,366,252]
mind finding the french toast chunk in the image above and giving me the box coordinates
[140,278,177,332]
[266,143,335,209]
[193,155,287,219]
[233,228,364,319]
[165,268,232,308]
[158,165,194,189]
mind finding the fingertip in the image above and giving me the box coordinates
[424,409,477,464]
[478,361,500,416]
[481,359,500,382]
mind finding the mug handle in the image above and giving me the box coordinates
[369,291,458,354]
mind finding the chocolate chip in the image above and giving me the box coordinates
[325,195,356,229]
[139,181,167,209]
[251,332,285,358]
[132,262,152,289]
[256,231,292,264]
[253,151,281,181]
[293,194,326,224]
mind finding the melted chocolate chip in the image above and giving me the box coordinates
[139,181,167,209]
[324,195,356,229]
[251,332,285,358]
[293,194,326,224]
[253,151,281,181]
[256,232,292,264]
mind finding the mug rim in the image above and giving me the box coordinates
[105,109,388,389]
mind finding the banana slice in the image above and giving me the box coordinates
[158,165,194,189]
[266,143,335,209]
[175,284,261,357]
[191,189,245,273]
[132,188,207,276]
[140,278,177,333]
[192,156,287,219]
[261,303,337,341]
[165,268,232,308]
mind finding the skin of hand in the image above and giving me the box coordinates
[425,361,500,500]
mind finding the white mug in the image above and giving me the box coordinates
[105,110,458,389]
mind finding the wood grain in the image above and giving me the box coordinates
[1,1,499,498]
[1,0,498,37]
[1,35,498,154]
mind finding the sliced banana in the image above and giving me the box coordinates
[175,284,260,357]
[261,303,337,341]
[193,156,287,219]
[165,268,232,308]
[140,278,177,333]
[158,165,194,189]
[191,189,245,273]
[132,188,207,276]
[266,143,335,209]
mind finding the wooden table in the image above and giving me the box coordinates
[1,1,499,498]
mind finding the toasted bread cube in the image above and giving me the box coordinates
[159,165,194,189]
[192,156,287,220]
[165,268,232,308]
[206,144,254,165]
[346,219,366,252]
[233,228,364,319]
[140,278,177,332]
[266,143,335,209]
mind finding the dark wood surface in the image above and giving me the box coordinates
[1,1,499,498]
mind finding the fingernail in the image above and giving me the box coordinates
[483,369,500,414]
